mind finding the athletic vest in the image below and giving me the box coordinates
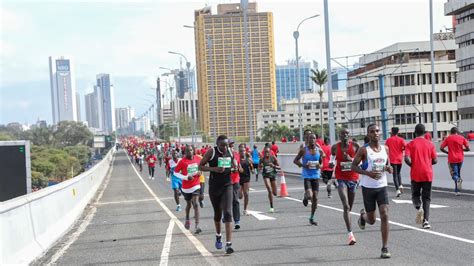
[360,145,388,188]
[335,142,359,181]
[302,146,321,179]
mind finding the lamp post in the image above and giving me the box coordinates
[319,87,324,141]
[168,51,196,146]
[294,14,319,143]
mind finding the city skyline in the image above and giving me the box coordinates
[1,0,452,125]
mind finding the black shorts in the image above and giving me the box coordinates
[361,186,389,213]
[263,175,276,182]
[239,175,251,185]
[304,178,320,191]
[321,171,333,183]
[182,189,201,201]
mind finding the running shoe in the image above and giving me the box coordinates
[268,208,274,213]
[234,221,240,230]
[457,178,463,191]
[328,193,332,199]
[396,190,401,197]
[166,177,170,182]
[348,232,356,245]
[151,177,155,180]
[176,205,182,212]
[380,247,391,259]
[455,192,460,196]
[399,185,404,193]
[194,227,202,234]
[422,220,431,229]
[302,193,308,207]
[199,200,204,208]
[416,208,424,224]
[358,209,366,230]
[309,218,318,226]
[225,243,234,255]
[185,219,191,230]
[243,210,248,216]
[215,235,223,249]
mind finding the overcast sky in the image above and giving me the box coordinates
[0,0,452,125]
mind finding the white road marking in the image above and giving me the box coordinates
[391,199,448,209]
[47,155,115,264]
[96,198,155,205]
[159,220,175,266]
[249,187,255,191]
[246,210,276,221]
[249,187,303,193]
[129,157,219,265]
[285,196,474,244]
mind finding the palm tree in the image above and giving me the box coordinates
[310,69,328,140]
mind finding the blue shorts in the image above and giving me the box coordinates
[337,180,358,193]
[171,177,182,190]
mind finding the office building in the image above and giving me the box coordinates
[48,56,77,124]
[75,92,81,121]
[115,107,134,129]
[194,3,276,138]
[346,38,458,139]
[445,0,474,131]
[275,60,314,110]
[331,67,348,90]
[96,74,115,133]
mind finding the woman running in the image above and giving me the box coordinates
[259,146,280,213]
[238,143,253,216]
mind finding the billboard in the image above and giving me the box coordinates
[0,141,31,202]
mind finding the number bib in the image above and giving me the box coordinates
[218,157,232,168]
[373,162,385,172]
[308,160,319,169]
[340,161,352,172]
[187,164,199,176]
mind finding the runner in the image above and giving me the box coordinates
[251,145,260,182]
[259,146,280,213]
[352,124,393,259]
[405,124,438,229]
[167,149,182,211]
[145,152,157,180]
[321,137,336,198]
[229,139,241,230]
[138,152,144,173]
[199,135,235,255]
[294,133,324,225]
[440,127,470,196]
[157,149,164,168]
[174,145,203,234]
[238,143,253,216]
[271,141,279,157]
[330,128,360,245]
[385,127,406,197]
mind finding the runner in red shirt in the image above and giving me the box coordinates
[270,141,279,157]
[440,127,470,195]
[320,138,335,198]
[229,140,241,230]
[405,124,437,229]
[146,152,157,180]
[424,132,432,141]
[385,127,406,197]
[467,130,474,141]
[174,145,203,234]
[260,143,276,157]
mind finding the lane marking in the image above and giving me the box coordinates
[249,188,255,191]
[246,210,276,221]
[128,156,219,265]
[96,198,155,205]
[391,199,448,209]
[249,187,303,193]
[284,196,474,244]
[47,154,115,264]
[159,220,175,266]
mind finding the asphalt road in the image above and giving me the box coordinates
[37,151,474,265]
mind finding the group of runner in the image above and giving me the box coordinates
[119,122,469,258]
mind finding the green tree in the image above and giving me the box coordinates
[310,68,328,139]
[52,121,93,147]
[258,123,293,142]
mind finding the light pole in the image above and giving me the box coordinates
[324,0,336,144]
[319,88,324,140]
[294,14,319,143]
[242,0,254,147]
[168,51,196,146]
[429,0,438,142]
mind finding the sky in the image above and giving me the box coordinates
[0,0,452,125]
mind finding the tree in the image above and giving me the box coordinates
[311,68,328,139]
[258,123,293,142]
[52,121,93,147]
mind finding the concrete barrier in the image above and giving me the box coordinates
[0,149,114,264]
[278,153,474,192]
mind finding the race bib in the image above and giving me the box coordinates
[341,161,352,171]
[218,157,232,168]
[187,164,199,176]
[373,162,385,172]
[308,161,319,169]
[265,165,274,173]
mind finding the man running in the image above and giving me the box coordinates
[199,135,235,255]
[146,152,157,180]
[167,149,182,211]
[330,128,359,245]
[238,143,253,216]
[259,146,280,213]
[321,137,336,198]
[174,145,203,234]
[440,127,470,196]
[271,141,279,157]
[385,127,406,197]
[405,124,437,229]
[294,133,325,225]
[251,145,260,182]
[229,139,241,230]
[352,124,393,259]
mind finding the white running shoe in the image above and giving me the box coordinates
[396,190,401,197]
[399,185,404,193]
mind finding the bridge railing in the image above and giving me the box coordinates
[0,149,114,264]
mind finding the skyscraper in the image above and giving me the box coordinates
[275,60,314,110]
[115,107,134,129]
[48,56,77,124]
[194,3,276,138]
[75,92,81,121]
[96,74,116,133]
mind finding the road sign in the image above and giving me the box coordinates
[0,141,31,201]
[94,136,105,148]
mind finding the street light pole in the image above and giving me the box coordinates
[324,0,336,144]
[242,0,254,147]
[429,0,438,142]
[294,14,319,143]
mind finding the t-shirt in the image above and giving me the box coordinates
[467,133,474,141]
[405,137,437,182]
[230,151,241,184]
[174,156,201,193]
[260,149,276,158]
[385,135,405,164]
[320,143,332,171]
[440,134,469,163]
[271,144,279,156]
[424,132,432,141]
[146,155,157,167]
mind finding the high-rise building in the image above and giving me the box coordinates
[75,92,81,121]
[346,39,458,139]
[96,74,116,133]
[194,3,276,138]
[445,0,474,131]
[48,56,77,124]
[331,68,348,91]
[115,107,134,129]
[275,60,314,110]
[84,92,96,128]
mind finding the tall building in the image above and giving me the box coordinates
[175,91,199,122]
[75,92,81,121]
[194,3,276,138]
[331,67,348,90]
[84,92,96,128]
[48,56,77,124]
[445,0,474,131]
[96,74,116,133]
[346,38,458,139]
[115,107,134,129]
[275,60,314,110]
[174,69,196,99]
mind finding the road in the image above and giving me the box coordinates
[36,151,474,265]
